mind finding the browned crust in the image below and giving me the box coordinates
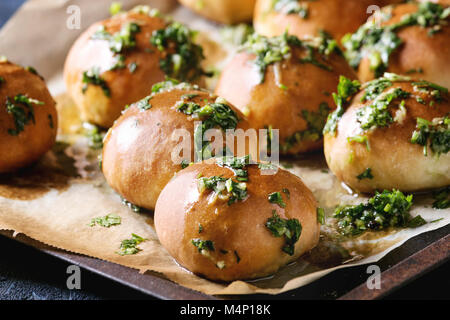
[154,162,320,281]
[324,81,450,193]
[0,61,57,173]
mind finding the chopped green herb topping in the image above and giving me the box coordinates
[192,239,215,253]
[198,224,203,234]
[109,2,122,16]
[357,168,374,180]
[216,155,250,182]
[282,102,330,152]
[220,23,254,46]
[5,94,44,136]
[82,122,105,149]
[89,214,121,227]
[150,22,211,81]
[197,176,248,205]
[242,32,339,84]
[234,250,241,263]
[116,233,147,256]
[432,186,450,209]
[317,208,325,225]
[412,80,448,103]
[176,99,239,160]
[348,135,371,151]
[151,78,199,94]
[357,88,410,131]
[273,0,311,18]
[82,67,110,97]
[333,189,424,236]
[265,211,302,256]
[268,192,286,208]
[135,95,152,111]
[323,76,361,135]
[92,22,141,54]
[343,2,450,77]
[411,116,450,156]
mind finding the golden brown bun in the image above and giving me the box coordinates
[254,0,402,42]
[0,61,57,173]
[178,0,257,24]
[324,81,450,193]
[155,161,320,281]
[64,11,168,128]
[357,3,450,88]
[102,87,251,210]
[215,44,357,155]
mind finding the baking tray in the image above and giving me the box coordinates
[1,223,448,300]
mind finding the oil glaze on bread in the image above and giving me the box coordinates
[324,73,450,193]
[102,81,251,210]
[64,7,209,128]
[215,32,357,155]
[254,0,402,43]
[0,59,57,173]
[154,158,320,281]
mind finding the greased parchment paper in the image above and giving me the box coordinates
[0,0,449,296]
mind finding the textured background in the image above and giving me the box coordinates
[0,0,449,300]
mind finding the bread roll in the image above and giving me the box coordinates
[324,73,450,193]
[64,7,209,128]
[215,33,357,154]
[254,0,402,43]
[344,1,450,88]
[102,80,252,210]
[0,59,57,173]
[178,0,257,24]
[155,158,320,281]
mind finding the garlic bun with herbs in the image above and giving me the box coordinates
[64,6,210,128]
[154,157,320,281]
[253,0,402,44]
[0,59,57,173]
[215,32,357,155]
[323,73,450,193]
[178,0,257,24]
[344,1,450,88]
[102,80,252,211]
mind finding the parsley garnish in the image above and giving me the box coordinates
[432,186,450,209]
[83,122,104,149]
[92,22,141,54]
[323,76,361,135]
[268,192,286,208]
[317,208,325,225]
[333,190,425,236]
[135,95,152,111]
[116,233,147,256]
[343,2,450,77]
[82,67,110,97]
[192,239,215,253]
[282,102,330,152]
[150,22,211,81]
[5,94,44,136]
[265,211,302,256]
[411,116,449,156]
[273,0,310,18]
[357,168,374,180]
[89,214,121,227]
[197,176,248,205]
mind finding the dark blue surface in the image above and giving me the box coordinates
[0,0,26,28]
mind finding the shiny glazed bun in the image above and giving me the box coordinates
[215,33,357,155]
[102,81,251,210]
[178,0,257,24]
[64,7,210,128]
[324,73,450,193]
[155,158,320,281]
[0,59,57,173]
[254,0,402,43]
[344,1,450,88]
